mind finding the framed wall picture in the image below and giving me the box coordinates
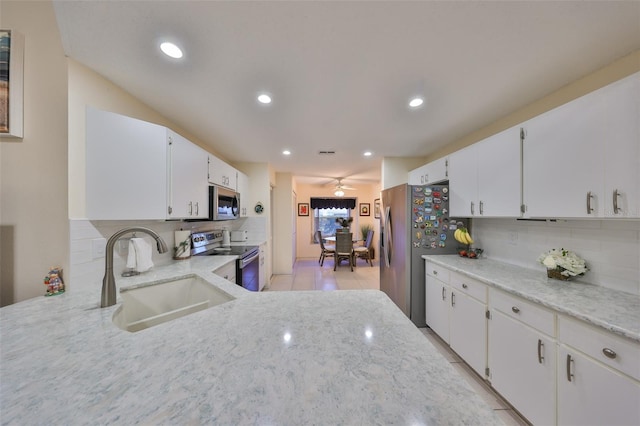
[298,203,309,216]
[0,30,24,138]
[359,203,370,216]
[374,199,381,218]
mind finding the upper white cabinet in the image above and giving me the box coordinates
[409,157,449,185]
[237,170,249,216]
[208,155,237,190]
[167,131,209,220]
[523,72,639,218]
[449,125,522,218]
[86,108,209,220]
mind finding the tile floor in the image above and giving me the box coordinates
[267,258,529,425]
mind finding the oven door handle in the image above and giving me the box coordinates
[239,252,259,269]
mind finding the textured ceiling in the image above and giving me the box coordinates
[53,0,640,185]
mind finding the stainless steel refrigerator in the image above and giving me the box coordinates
[380,183,458,326]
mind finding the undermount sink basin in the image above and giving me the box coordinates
[112,275,234,332]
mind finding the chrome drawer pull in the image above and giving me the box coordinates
[602,348,617,359]
[470,201,475,215]
[566,354,574,382]
[462,283,468,289]
[613,189,622,214]
[537,339,544,364]
[586,191,594,214]
[442,287,446,301]
[511,306,520,314]
[451,292,455,307]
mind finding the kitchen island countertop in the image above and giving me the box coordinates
[423,255,640,342]
[0,256,502,425]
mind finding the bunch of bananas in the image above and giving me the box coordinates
[454,227,474,245]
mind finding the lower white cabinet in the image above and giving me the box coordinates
[488,304,556,425]
[557,316,640,426]
[425,268,450,342]
[258,243,266,291]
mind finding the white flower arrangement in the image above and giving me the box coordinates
[538,248,588,277]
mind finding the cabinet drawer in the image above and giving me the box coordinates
[559,315,640,381]
[490,289,555,337]
[450,272,487,303]
[425,262,450,282]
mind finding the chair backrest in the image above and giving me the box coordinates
[364,230,374,249]
[316,230,327,250]
[336,232,353,254]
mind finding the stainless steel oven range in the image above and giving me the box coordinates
[191,230,260,291]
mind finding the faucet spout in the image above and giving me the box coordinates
[100,227,168,308]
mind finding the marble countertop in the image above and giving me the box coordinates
[0,256,502,425]
[423,255,640,343]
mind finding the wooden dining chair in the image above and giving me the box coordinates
[353,230,374,266]
[316,230,335,266]
[334,232,354,271]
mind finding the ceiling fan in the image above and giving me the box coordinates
[333,178,356,197]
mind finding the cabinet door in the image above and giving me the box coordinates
[449,145,478,217]
[168,131,209,219]
[237,171,249,216]
[208,155,237,190]
[86,108,168,220]
[450,290,486,376]
[425,275,449,343]
[523,89,606,218]
[488,310,556,426]
[603,73,640,218]
[258,243,266,290]
[425,157,448,185]
[476,126,522,217]
[408,164,428,185]
[558,346,640,426]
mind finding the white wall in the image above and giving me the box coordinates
[0,0,69,305]
[472,218,640,295]
[273,172,294,274]
[381,157,425,190]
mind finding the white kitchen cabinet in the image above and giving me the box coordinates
[523,72,639,218]
[86,108,209,220]
[557,316,640,426]
[425,263,450,342]
[408,157,449,186]
[258,243,266,291]
[449,125,521,218]
[488,289,556,426]
[208,155,237,190]
[449,273,487,376]
[237,170,250,216]
[167,131,209,220]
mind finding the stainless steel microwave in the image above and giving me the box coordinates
[209,185,240,220]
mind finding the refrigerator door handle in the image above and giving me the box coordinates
[383,206,392,267]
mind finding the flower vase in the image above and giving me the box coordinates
[547,268,570,281]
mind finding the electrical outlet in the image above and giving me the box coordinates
[507,231,518,246]
[91,238,106,259]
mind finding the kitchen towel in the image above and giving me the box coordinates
[126,238,154,272]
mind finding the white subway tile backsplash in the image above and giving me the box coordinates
[473,218,640,295]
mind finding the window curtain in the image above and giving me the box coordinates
[310,198,356,210]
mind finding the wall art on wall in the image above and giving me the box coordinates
[298,203,309,216]
[360,203,370,216]
[0,30,24,138]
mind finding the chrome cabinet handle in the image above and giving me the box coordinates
[566,354,574,382]
[613,189,622,214]
[479,200,484,215]
[462,283,468,289]
[433,270,438,275]
[451,292,455,307]
[586,191,594,214]
[470,201,475,215]
[602,348,617,359]
[195,202,199,215]
[188,201,193,215]
[511,306,520,314]
[537,339,545,364]
[441,286,446,301]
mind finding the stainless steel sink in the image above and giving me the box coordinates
[112,275,234,332]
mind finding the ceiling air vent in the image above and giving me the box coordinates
[318,150,336,155]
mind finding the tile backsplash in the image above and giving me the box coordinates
[69,217,266,291]
[472,218,640,295]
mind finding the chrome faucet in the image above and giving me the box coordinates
[100,227,168,308]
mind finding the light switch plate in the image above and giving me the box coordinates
[91,238,106,259]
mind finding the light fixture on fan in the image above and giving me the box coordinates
[334,189,345,197]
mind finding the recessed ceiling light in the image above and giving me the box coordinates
[409,97,424,108]
[160,42,183,59]
[363,151,373,157]
[258,94,272,104]
[282,150,291,156]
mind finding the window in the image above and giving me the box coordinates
[314,208,351,239]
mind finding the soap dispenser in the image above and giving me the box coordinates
[222,229,231,246]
